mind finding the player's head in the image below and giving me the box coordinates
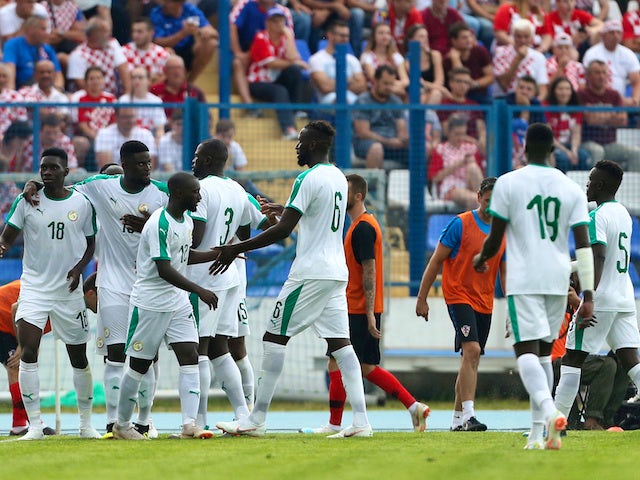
[477,176,497,216]
[40,147,68,188]
[586,160,623,202]
[120,140,151,186]
[83,271,98,314]
[346,173,367,211]
[168,171,201,212]
[99,162,124,175]
[192,139,228,178]
[296,120,335,167]
[524,123,554,164]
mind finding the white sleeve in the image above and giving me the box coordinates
[82,198,97,237]
[285,173,313,215]
[66,52,86,80]
[5,195,25,230]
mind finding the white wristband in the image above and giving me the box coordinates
[575,247,594,293]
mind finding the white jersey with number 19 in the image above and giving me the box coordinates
[285,163,348,282]
[488,164,590,295]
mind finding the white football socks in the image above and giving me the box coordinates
[117,367,144,426]
[250,341,286,426]
[235,355,255,410]
[554,365,582,418]
[104,360,124,425]
[462,400,475,422]
[19,360,41,429]
[136,367,155,426]
[72,366,94,429]
[212,352,250,420]
[178,364,200,426]
[332,345,370,428]
[197,355,211,428]
[517,353,556,420]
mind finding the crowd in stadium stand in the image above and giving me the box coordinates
[0,0,639,213]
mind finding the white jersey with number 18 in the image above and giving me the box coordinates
[285,163,348,282]
[488,164,590,295]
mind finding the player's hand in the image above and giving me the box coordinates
[198,287,218,310]
[367,313,381,339]
[0,240,8,258]
[66,266,82,292]
[121,211,151,233]
[6,345,21,369]
[575,298,596,329]
[415,298,430,321]
[257,196,284,218]
[472,253,488,272]
[23,180,41,206]
[209,244,239,275]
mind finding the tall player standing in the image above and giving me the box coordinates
[213,121,372,438]
[473,124,595,450]
[23,140,169,438]
[0,148,101,440]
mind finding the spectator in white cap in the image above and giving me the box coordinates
[546,33,586,90]
[582,19,640,105]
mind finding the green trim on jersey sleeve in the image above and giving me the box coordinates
[587,209,599,245]
[247,193,261,210]
[257,217,267,229]
[190,215,206,222]
[73,174,112,187]
[5,194,23,226]
[150,179,169,194]
[487,208,509,222]
[286,205,303,216]
[156,210,171,260]
[285,168,314,206]
[89,200,98,235]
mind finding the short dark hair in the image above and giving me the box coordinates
[133,17,154,30]
[448,66,471,80]
[215,119,235,134]
[517,75,537,87]
[85,66,105,81]
[449,21,472,39]
[168,171,196,195]
[99,162,122,174]
[479,176,497,195]
[3,121,32,144]
[346,173,368,200]
[328,19,349,32]
[374,64,397,79]
[120,140,149,162]
[199,138,228,164]
[594,160,623,195]
[42,147,68,166]
[41,114,61,129]
[305,120,335,151]
[525,123,554,160]
[448,114,468,130]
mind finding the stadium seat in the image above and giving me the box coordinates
[247,259,292,297]
[386,169,460,213]
[631,216,640,261]
[0,258,22,284]
[246,229,286,259]
[295,39,311,80]
[568,228,576,257]
[628,262,640,299]
[426,214,456,253]
[317,39,355,56]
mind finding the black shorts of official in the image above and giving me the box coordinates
[326,313,382,365]
[447,304,491,354]
[0,331,18,365]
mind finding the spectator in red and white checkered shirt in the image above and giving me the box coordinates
[20,114,79,172]
[248,8,307,140]
[40,0,86,69]
[623,4,640,57]
[123,18,170,85]
[545,33,586,91]
[67,17,130,96]
[0,64,28,143]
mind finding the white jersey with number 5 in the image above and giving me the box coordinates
[130,207,193,312]
[189,175,253,290]
[589,201,635,312]
[285,163,348,281]
[6,190,97,300]
[488,164,590,295]
[73,175,169,294]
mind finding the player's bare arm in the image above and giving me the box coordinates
[67,235,96,292]
[0,224,20,257]
[416,243,452,320]
[362,258,381,339]
[155,259,218,310]
[121,211,151,233]
[210,207,301,274]
[572,223,595,323]
[21,180,44,206]
[473,216,507,271]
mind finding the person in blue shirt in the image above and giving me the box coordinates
[150,0,218,82]
[3,15,64,90]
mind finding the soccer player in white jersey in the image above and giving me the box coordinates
[473,123,595,450]
[555,160,640,427]
[0,148,101,440]
[24,140,169,438]
[113,172,218,440]
[212,120,373,438]
[189,139,257,429]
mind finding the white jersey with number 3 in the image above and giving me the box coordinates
[6,190,96,300]
[73,175,168,294]
[130,207,193,312]
[488,164,590,295]
[589,201,636,312]
[285,163,348,281]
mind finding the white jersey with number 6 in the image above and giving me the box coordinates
[285,163,348,282]
[488,164,590,295]
[589,201,636,312]
[6,190,96,300]
[189,175,253,290]
[73,175,169,295]
[130,207,193,312]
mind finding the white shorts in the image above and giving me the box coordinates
[125,303,198,360]
[96,288,130,355]
[16,295,88,345]
[236,296,250,338]
[194,285,241,338]
[267,279,349,338]
[506,294,567,344]
[566,310,640,353]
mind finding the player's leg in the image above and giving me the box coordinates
[193,291,214,429]
[229,336,254,410]
[301,355,344,434]
[608,311,640,403]
[16,319,44,439]
[0,332,28,435]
